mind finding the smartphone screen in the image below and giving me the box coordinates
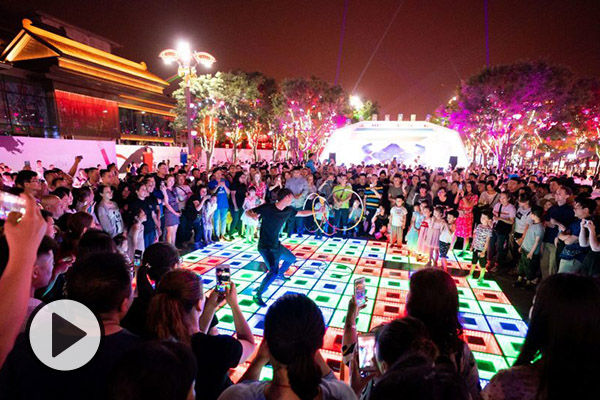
[216,265,231,293]
[0,190,27,220]
[357,333,377,372]
[133,250,143,268]
[354,277,366,308]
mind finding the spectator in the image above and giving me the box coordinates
[147,269,255,400]
[540,186,574,279]
[482,274,600,400]
[96,184,124,238]
[285,167,309,237]
[557,198,595,273]
[208,169,231,241]
[0,252,140,399]
[229,172,247,238]
[107,340,197,400]
[219,294,356,400]
[161,174,181,246]
[514,206,545,289]
[406,268,481,399]
[455,181,479,255]
[488,192,516,273]
[579,214,600,277]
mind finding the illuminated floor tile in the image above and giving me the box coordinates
[307,290,342,308]
[458,298,483,314]
[459,312,491,332]
[351,273,381,287]
[463,330,502,355]
[457,286,477,300]
[472,352,509,381]
[473,289,511,304]
[485,316,528,337]
[379,277,410,291]
[495,334,525,358]
[479,301,522,320]
[467,278,503,292]
[329,309,371,332]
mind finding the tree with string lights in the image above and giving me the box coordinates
[273,76,350,161]
[437,61,574,168]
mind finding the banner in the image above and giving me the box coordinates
[0,136,117,171]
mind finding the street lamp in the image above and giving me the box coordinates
[349,95,364,110]
[160,41,216,157]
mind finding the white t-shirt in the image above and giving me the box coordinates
[514,206,532,234]
[390,206,408,227]
[218,372,357,400]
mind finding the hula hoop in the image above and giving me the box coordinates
[310,194,335,236]
[303,188,366,236]
[326,187,365,232]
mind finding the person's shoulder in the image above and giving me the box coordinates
[483,364,540,400]
[320,374,357,399]
[218,381,266,400]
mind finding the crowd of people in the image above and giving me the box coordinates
[0,153,599,400]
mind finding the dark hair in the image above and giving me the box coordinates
[264,295,325,400]
[137,242,180,298]
[51,186,71,200]
[66,252,132,314]
[530,205,544,219]
[113,234,127,249]
[481,209,493,220]
[77,229,117,259]
[15,170,37,187]
[277,188,293,202]
[370,354,470,400]
[147,269,202,344]
[108,340,197,400]
[577,198,597,215]
[518,193,531,204]
[515,274,600,400]
[60,212,95,258]
[446,210,459,219]
[396,194,405,201]
[406,269,463,357]
[376,317,437,367]
[0,235,57,278]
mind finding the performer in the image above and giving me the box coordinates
[245,188,314,307]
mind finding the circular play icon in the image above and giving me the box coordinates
[28,299,102,371]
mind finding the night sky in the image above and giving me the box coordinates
[3,0,600,117]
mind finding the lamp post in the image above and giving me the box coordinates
[160,42,216,158]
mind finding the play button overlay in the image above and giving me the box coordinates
[29,299,101,371]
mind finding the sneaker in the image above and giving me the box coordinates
[253,294,267,307]
[296,234,304,238]
[277,274,291,281]
[524,280,536,290]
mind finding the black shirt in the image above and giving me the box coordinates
[434,196,456,211]
[543,203,575,243]
[191,332,242,400]
[129,197,156,232]
[254,203,297,249]
[230,181,247,209]
[0,329,141,400]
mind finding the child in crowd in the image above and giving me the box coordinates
[515,205,545,289]
[348,199,363,238]
[240,187,262,243]
[425,206,444,267]
[370,205,389,240]
[113,233,130,264]
[406,202,424,258]
[388,195,408,248]
[468,209,494,282]
[416,204,432,261]
[313,199,330,239]
[202,195,218,244]
[439,210,458,271]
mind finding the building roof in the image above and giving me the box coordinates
[0,19,168,93]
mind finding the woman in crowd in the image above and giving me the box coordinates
[59,211,95,259]
[483,274,600,400]
[96,184,124,238]
[406,268,480,399]
[455,181,479,254]
[161,175,181,246]
[147,269,255,400]
[121,242,180,336]
[219,294,356,400]
[250,172,266,201]
[114,181,132,214]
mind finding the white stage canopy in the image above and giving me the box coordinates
[321,120,469,168]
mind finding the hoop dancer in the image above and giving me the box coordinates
[244,188,314,307]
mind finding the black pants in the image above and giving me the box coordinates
[229,208,243,236]
[256,245,296,297]
[489,231,509,269]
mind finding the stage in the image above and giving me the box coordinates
[180,236,528,386]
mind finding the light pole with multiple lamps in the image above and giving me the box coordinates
[159,42,216,158]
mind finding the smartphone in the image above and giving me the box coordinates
[133,250,143,268]
[458,183,463,191]
[215,265,231,293]
[0,191,27,220]
[357,333,377,372]
[24,161,30,167]
[354,277,367,308]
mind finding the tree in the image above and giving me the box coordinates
[273,76,350,161]
[172,73,225,169]
[243,72,278,162]
[437,61,574,168]
[351,99,380,123]
[217,71,261,163]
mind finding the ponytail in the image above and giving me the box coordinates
[286,351,322,400]
[146,269,203,344]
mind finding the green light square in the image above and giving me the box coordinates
[343,283,378,299]
[458,298,482,314]
[479,301,522,319]
[495,334,525,358]
[472,352,509,381]
[337,294,375,315]
[321,269,353,283]
[307,291,342,308]
[329,309,371,333]
[351,273,380,287]
[379,278,410,291]
[232,269,264,282]
[467,278,502,292]
[457,287,476,300]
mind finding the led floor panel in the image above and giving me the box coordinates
[181,236,528,386]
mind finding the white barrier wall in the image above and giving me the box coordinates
[0,136,116,171]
